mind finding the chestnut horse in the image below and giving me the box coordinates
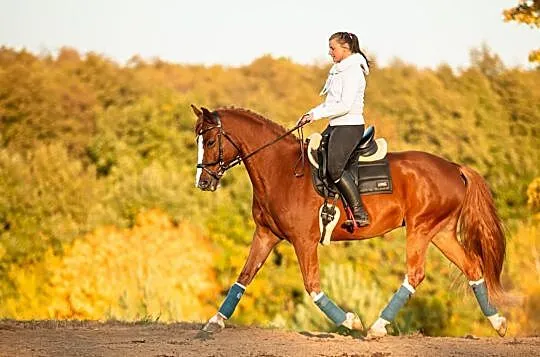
[192,105,507,337]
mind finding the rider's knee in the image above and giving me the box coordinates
[328,166,342,182]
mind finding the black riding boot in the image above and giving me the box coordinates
[335,171,370,227]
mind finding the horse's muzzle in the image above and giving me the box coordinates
[198,178,218,191]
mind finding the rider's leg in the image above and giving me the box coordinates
[327,125,368,226]
[334,171,369,226]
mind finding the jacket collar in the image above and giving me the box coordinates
[330,53,369,75]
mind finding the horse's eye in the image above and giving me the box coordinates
[207,139,216,148]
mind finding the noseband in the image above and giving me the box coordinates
[196,113,243,180]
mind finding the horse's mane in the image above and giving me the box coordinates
[216,106,299,143]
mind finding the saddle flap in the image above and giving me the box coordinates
[356,158,393,194]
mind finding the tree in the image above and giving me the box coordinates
[469,43,505,79]
[503,0,540,63]
[0,210,220,321]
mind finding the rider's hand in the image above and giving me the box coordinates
[297,113,314,127]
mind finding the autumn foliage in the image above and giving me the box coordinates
[503,0,540,63]
[0,44,538,336]
[0,210,218,321]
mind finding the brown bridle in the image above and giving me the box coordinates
[196,112,305,180]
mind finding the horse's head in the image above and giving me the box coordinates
[192,105,242,191]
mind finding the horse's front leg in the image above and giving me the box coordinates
[293,239,363,332]
[203,225,280,332]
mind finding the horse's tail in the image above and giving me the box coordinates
[458,165,506,305]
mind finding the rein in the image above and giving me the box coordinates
[197,113,306,179]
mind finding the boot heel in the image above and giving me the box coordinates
[354,212,370,227]
[355,218,370,227]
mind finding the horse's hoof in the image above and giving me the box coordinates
[202,321,224,333]
[201,314,225,333]
[496,317,507,337]
[366,326,387,339]
[342,312,364,331]
[365,317,388,339]
[488,314,507,337]
[364,331,386,341]
[365,329,386,340]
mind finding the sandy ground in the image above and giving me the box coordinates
[0,320,538,357]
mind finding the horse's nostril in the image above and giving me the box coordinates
[199,180,209,189]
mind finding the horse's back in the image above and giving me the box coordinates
[386,151,467,214]
[387,150,460,171]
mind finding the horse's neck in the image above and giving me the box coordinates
[225,114,300,198]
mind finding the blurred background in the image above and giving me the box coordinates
[0,0,538,337]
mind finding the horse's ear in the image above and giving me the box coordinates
[201,107,212,117]
[201,107,217,124]
[191,104,202,117]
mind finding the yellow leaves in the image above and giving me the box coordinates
[0,45,538,336]
[503,8,539,27]
[527,177,540,212]
[528,49,540,63]
[0,209,219,322]
[503,1,540,27]
[503,1,540,64]
[506,221,540,335]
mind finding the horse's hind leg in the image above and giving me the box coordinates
[431,225,507,336]
[368,222,436,338]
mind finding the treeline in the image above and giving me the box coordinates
[0,46,538,336]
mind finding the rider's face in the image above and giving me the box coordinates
[328,39,351,63]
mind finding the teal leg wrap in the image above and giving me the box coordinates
[381,285,413,322]
[471,280,497,316]
[314,293,347,325]
[218,282,245,319]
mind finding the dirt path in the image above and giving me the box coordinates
[0,320,538,357]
